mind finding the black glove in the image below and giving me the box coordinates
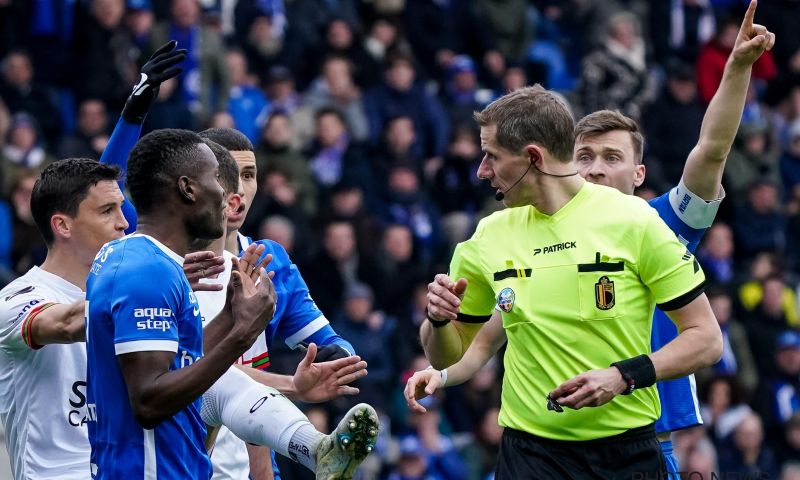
[121,40,187,124]
[298,342,352,363]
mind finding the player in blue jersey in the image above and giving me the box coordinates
[86,129,379,479]
[420,1,774,476]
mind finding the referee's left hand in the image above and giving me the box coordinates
[549,368,628,410]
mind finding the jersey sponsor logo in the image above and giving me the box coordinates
[4,286,34,302]
[13,298,43,323]
[134,307,173,319]
[595,276,615,310]
[180,350,202,368]
[678,193,691,213]
[497,287,515,313]
[134,308,174,331]
[68,380,90,427]
[248,392,286,413]
[533,241,577,256]
[288,440,310,459]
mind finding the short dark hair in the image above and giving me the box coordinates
[199,128,254,152]
[127,129,206,214]
[203,139,239,193]
[473,85,575,162]
[575,110,645,165]
[315,107,346,125]
[31,158,120,245]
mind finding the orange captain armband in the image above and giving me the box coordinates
[20,302,57,350]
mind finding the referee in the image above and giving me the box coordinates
[405,85,722,479]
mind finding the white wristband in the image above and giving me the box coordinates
[440,368,448,387]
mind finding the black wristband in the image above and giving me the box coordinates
[610,354,656,395]
[425,308,451,328]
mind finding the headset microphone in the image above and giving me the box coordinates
[495,158,533,202]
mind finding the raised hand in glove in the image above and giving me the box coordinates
[122,40,187,124]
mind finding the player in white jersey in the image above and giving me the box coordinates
[194,140,369,479]
[0,159,127,479]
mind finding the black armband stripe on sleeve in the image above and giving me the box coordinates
[493,268,532,281]
[456,313,492,324]
[657,281,706,312]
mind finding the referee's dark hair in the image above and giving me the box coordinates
[31,158,121,245]
[127,129,206,215]
[203,139,240,194]
[199,128,254,152]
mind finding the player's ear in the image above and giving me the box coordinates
[177,175,195,203]
[50,213,71,240]
[633,164,646,188]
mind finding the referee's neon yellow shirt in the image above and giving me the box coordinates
[451,182,705,441]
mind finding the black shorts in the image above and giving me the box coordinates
[496,424,666,480]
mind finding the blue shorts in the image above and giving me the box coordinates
[661,440,680,479]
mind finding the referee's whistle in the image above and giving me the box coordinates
[546,394,564,413]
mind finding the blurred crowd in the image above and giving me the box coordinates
[2,0,800,478]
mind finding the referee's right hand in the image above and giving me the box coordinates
[427,274,468,322]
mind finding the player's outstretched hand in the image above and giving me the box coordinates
[427,274,468,322]
[122,40,187,124]
[227,243,276,345]
[731,0,775,68]
[404,368,443,413]
[291,343,368,403]
[183,251,226,291]
[549,367,628,410]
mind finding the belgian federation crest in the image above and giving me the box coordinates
[595,276,615,310]
[497,287,515,313]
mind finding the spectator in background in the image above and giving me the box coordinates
[642,59,705,187]
[756,332,800,434]
[732,179,785,260]
[255,112,316,216]
[1,114,53,194]
[226,49,270,143]
[141,77,196,133]
[306,107,372,201]
[150,0,230,120]
[264,65,301,117]
[7,170,46,275]
[474,0,532,66]
[781,120,800,197]
[0,50,61,144]
[743,275,798,378]
[718,412,780,478]
[430,126,488,247]
[777,413,800,467]
[234,2,287,83]
[300,54,370,143]
[361,224,419,318]
[301,19,381,90]
[579,11,656,120]
[784,462,800,480]
[301,220,363,315]
[73,0,139,112]
[333,282,396,410]
[403,0,502,80]
[697,287,759,396]
[258,214,295,254]
[698,222,736,287]
[314,181,383,258]
[362,17,406,75]
[364,52,450,160]
[382,164,441,266]
[207,110,235,129]
[649,0,716,64]
[682,438,719,480]
[440,55,491,129]
[387,435,444,480]
[460,407,502,480]
[697,15,777,104]
[724,121,780,199]
[700,375,753,444]
[124,0,154,50]
[373,115,423,182]
[57,99,109,159]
